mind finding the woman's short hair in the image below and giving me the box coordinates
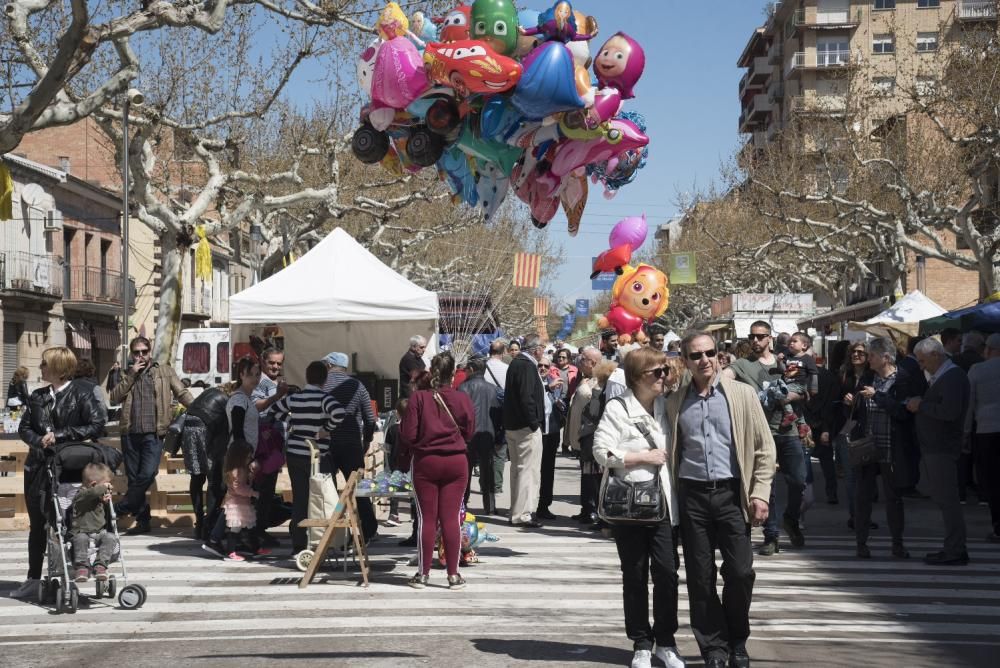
[42,347,77,381]
[623,346,667,390]
[12,366,28,383]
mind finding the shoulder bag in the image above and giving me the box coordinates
[433,391,465,441]
[836,396,877,468]
[598,398,668,525]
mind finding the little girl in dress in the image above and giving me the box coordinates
[221,441,268,561]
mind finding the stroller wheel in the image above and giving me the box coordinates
[295,549,315,573]
[53,580,64,614]
[107,575,117,599]
[37,578,48,605]
[67,584,79,614]
[95,579,104,599]
[118,584,145,610]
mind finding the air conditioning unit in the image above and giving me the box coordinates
[44,210,63,231]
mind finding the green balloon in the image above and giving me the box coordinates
[471,0,519,56]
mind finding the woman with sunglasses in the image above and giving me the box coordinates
[835,341,875,531]
[12,347,107,599]
[593,347,685,668]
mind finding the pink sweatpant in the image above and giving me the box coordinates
[412,452,469,577]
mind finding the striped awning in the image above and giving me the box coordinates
[94,326,121,350]
[66,321,91,351]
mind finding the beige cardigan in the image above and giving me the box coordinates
[665,374,776,522]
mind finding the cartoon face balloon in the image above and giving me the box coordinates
[357,40,379,95]
[612,264,669,321]
[594,32,646,99]
[423,40,522,96]
[376,2,409,40]
[437,5,472,42]
[471,0,519,55]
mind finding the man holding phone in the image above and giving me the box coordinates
[110,336,192,534]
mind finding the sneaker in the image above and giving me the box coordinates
[447,573,467,590]
[201,541,226,559]
[758,539,780,556]
[224,552,246,562]
[254,547,272,557]
[654,645,686,668]
[891,543,910,559]
[385,515,401,527]
[630,649,652,668]
[783,516,805,548]
[74,568,89,583]
[94,565,108,581]
[9,579,41,599]
[399,536,417,547]
[407,573,428,589]
[856,544,871,559]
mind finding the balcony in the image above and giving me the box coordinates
[786,50,855,77]
[957,0,997,20]
[749,55,772,85]
[0,251,63,302]
[62,266,134,316]
[753,131,769,149]
[183,285,212,320]
[793,7,862,29]
[788,95,847,116]
[740,93,772,133]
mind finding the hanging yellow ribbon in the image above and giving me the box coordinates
[194,225,212,281]
[0,162,14,220]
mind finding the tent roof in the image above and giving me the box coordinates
[229,227,438,324]
[848,290,946,338]
[920,300,1000,335]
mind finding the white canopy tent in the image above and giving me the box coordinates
[847,290,946,339]
[229,228,439,387]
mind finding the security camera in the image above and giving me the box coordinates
[127,88,144,106]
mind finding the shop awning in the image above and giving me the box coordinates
[93,325,121,350]
[920,301,1000,335]
[65,321,91,351]
[700,322,730,333]
[797,297,889,331]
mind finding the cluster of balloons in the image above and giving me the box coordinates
[436,510,500,567]
[352,0,650,233]
[591,215,669,342]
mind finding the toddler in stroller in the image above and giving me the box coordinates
[68,463,117,583]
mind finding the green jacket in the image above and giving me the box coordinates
[109,362,193,437]
[71,483,111,534]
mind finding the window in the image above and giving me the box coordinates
[817,37,850,66]
[182,342,210,373]
[917,32,939,52]
[873,34,894,54]
[916,76,936,96]
[873,76,896,95]
[815,164,849,195]
[217,342,230,374]
[916,0,940,7]
[873,0,895,9]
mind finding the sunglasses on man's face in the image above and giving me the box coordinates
[132,349,150,356]
[687,349,718,361]
[749,333,770,341]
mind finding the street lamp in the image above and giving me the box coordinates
[120,88,143,366]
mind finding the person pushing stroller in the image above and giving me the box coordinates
[69,463,117,583]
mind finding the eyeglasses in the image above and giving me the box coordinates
[749,333,770,341]
[687,349,718,361]
[132,348,150,356]
[538,364,551,369]
[851,350,868,357]
[644,366,669,379]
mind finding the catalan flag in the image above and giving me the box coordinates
[513,252,541,289]
[533,297,549,317]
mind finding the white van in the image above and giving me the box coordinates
[174,328,231,388]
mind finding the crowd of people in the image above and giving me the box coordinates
[5,322,1000,668]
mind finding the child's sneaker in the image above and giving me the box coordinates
[94,565,108,581]
[224,552,246,562]
[254,547,272,557]
[74,568,89,583]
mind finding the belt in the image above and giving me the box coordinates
[679,478,737,491]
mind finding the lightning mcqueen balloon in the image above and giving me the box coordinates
[423,40,522,97]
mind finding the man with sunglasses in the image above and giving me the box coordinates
[667,333,775,668]
[110,336,193,534]
[725,321,808,556]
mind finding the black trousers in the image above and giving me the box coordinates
[538,430,561,512]
[612,520,680,652]
[286,453,314,551]
[853,461,904,545]
[25,474,46,580]
[679,480,755,661]
[327,444,378,542]
[813,442,838,501]
[975,432,1000,534]
[203,449,226,541]
[465,433,497,514]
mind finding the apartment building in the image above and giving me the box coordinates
[738,0,994,310]
[13,118,255,347]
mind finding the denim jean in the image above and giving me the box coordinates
[763,434,807,542]
[120,433,163,524]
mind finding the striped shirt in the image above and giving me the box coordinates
[322,371,377,451]
[268,385,345,458]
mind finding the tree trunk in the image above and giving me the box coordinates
[153,232,185,366]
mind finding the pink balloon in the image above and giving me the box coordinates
[371,37,429,111]
[609,214,647,250]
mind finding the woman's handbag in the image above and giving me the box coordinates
[837,396,878,468]
[597,399,668,526]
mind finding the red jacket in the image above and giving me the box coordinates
[548,363,579,398]
[398,387,475,469]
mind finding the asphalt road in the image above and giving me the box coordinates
[1,454,998,668]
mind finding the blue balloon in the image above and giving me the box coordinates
[456,118,523,177]
[437,146,478,207]
[475,159,510,222]
[479,96,525,144]
[510,41,584,120]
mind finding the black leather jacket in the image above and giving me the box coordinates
[19,379,108,474]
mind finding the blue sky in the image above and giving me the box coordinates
[540,0,767,308]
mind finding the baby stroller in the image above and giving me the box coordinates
[36,441,147,613]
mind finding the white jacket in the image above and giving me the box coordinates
[593,389,679,527]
